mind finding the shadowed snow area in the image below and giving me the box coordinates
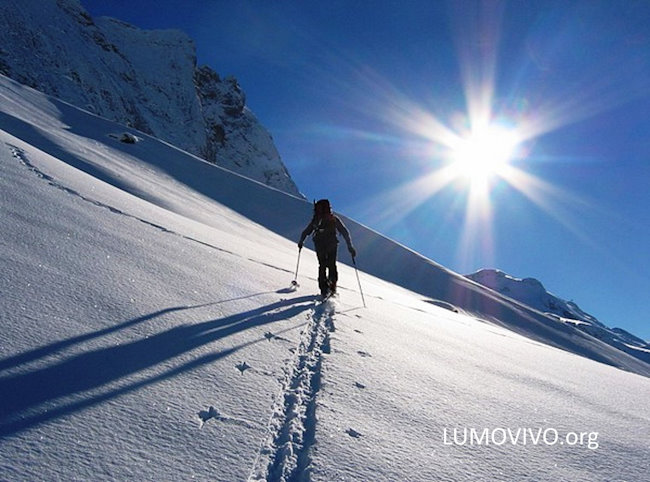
[1,75,649,481]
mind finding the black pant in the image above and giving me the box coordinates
[316,246,338,294]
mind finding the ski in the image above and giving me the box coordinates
[318,291,338,303]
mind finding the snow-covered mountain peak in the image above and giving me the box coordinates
[467,268,650,364]
[0,0,301,196]
[470,268,546,293]
[467,268,590,318]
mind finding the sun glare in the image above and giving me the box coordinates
[342,2,618,275]
[449,124,519,183]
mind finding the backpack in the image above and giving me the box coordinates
[311,199,337,250]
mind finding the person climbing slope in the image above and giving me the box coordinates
[298,199,356,298]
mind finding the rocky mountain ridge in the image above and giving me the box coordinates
[0,0,301,196]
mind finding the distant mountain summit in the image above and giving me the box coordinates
[0,0,301,196]
[467,268,650,364]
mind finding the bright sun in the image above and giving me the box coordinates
[450,124,520,183]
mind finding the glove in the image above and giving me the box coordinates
[298,241,303,250]
[349,246,356,258]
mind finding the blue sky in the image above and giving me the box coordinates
[81,0,650,340]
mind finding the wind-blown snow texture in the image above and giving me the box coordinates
[1,74,649,481]
[0,0,300,196]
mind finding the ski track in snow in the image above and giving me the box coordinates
[8,142,338,480]
[250,299,336,482]
[6,143,293,278]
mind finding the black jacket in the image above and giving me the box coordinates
[299,213,353,253]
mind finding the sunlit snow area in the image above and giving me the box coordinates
[1,75,649,481]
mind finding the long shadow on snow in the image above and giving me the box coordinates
[0,294,316,437]
[0,291,278,373]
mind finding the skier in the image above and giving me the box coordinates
[298,199,356,298]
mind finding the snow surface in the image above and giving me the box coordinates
[1,75,649,481]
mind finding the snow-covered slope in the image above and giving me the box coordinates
[1,75,649,481]
[0,0,300,196]
[467,268,650,364]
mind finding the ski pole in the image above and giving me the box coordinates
[352,257,366,308]
[291,248,302,286]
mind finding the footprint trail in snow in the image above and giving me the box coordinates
[249,297,337,481]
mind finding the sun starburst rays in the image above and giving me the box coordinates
[346,78,597,271]
[315,3,636,273]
